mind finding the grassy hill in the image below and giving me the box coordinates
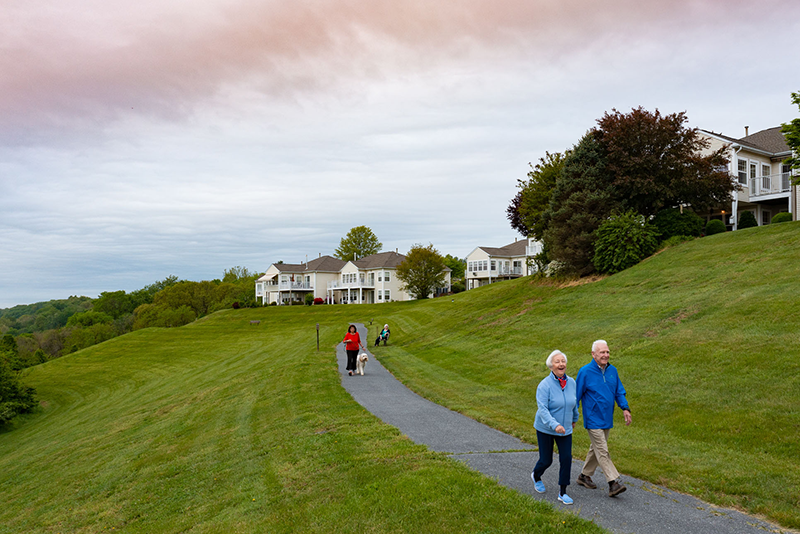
[0,302,601,532]
[2,221,799,531]
[365,221,800,529]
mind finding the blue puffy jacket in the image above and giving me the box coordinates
[576,360,629,429]
[534,372,579,436]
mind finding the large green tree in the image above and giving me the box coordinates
[442,254,466,281]
[542,107,736,275]
[782,91,800,181]
[396,244,447,300]
[507,151,567,238]
[334,226,382,261]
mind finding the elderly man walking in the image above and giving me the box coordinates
[575,339,631,497]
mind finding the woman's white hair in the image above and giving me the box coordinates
[591,339,608,352]
[546,349,567,369]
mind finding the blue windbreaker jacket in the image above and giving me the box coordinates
[534,372,580,436]
[576,360,629,429]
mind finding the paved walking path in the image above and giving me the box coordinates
[337,324,790,534]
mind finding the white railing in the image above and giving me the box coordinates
[750,173,791,198]
[497,267,523,276]
[265,281,313,291]
[328,279,376,290]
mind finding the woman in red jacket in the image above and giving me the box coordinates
[343,324,365,376]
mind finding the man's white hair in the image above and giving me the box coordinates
[546,349,567,369]
[591,339,608,352]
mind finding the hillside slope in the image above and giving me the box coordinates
[3,222,799,531]
[367,222,800,528]
[0,302,600,533]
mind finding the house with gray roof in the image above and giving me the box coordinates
[699,126,796,229]
[255,255,345,305]
[256,250,452,305]
[465,237,542,291]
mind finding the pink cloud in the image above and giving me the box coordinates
[0,0,791,136]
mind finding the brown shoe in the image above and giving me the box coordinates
[608,480,627,497]
[576,474,597,489]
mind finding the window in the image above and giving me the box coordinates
[490,260,496,271]
[762,164,771,190]
[737,159,747,184]
[762,210,771,226]
[384,271,391,282]
[750,162,757,194]
[377,292,383,300]
[384,290,391,301]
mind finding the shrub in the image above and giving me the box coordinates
[313,298,325,305]
[450,281,465,294]
[232,302,240,309]
[652,208,703,241]
[705,219,726,235]
[737,211,758,229]
[771,212,792,224]
[593,210,658,274]
[0,359,37,424]
[304,294,315,306]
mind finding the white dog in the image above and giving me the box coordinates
[356,352,369,375]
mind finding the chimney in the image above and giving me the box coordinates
[745,126,749,136]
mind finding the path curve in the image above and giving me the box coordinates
[337,324,791,534]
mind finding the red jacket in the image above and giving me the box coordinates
[344,332,361,351]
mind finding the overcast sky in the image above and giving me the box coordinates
[1,0,798,308]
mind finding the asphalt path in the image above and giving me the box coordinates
[337,324,791,534]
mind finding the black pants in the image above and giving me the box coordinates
[533,430,573,487]
[346,350,359,371]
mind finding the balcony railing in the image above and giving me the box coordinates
[497,266,524,276]
[328,279,376,290]
[264,281,313,291]
[750,173,791,198]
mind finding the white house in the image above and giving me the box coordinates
[255,255,345,305]
[699,126,796,229]
[465,237,543,290]
[326,251,452,304]
[256,251,452,305]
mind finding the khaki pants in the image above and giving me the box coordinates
[581,428,620,483]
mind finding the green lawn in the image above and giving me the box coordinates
[3,222,799,532]
[364,222,800,529]
[0,305,602,533]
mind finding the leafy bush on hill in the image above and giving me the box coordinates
[704,219,726,235]
[652,208,703,241]
[593,210,658,274]
[737,210,758,229]
[771,212,792,224]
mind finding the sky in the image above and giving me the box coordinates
[1,0,799,308]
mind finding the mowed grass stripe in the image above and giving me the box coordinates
[365,222,800,529]
[1,307,601,533]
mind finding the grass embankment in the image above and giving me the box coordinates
[359,222,800,529]
[0,306,601,532]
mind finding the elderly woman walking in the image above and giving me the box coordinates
[531,349,579,505]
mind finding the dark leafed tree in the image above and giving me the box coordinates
[597,107,733,216]
[396,244,447,300]
[781,91,800,181]
[543,107,737,275]
[507,152,567,239]
[334,226,382,261]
